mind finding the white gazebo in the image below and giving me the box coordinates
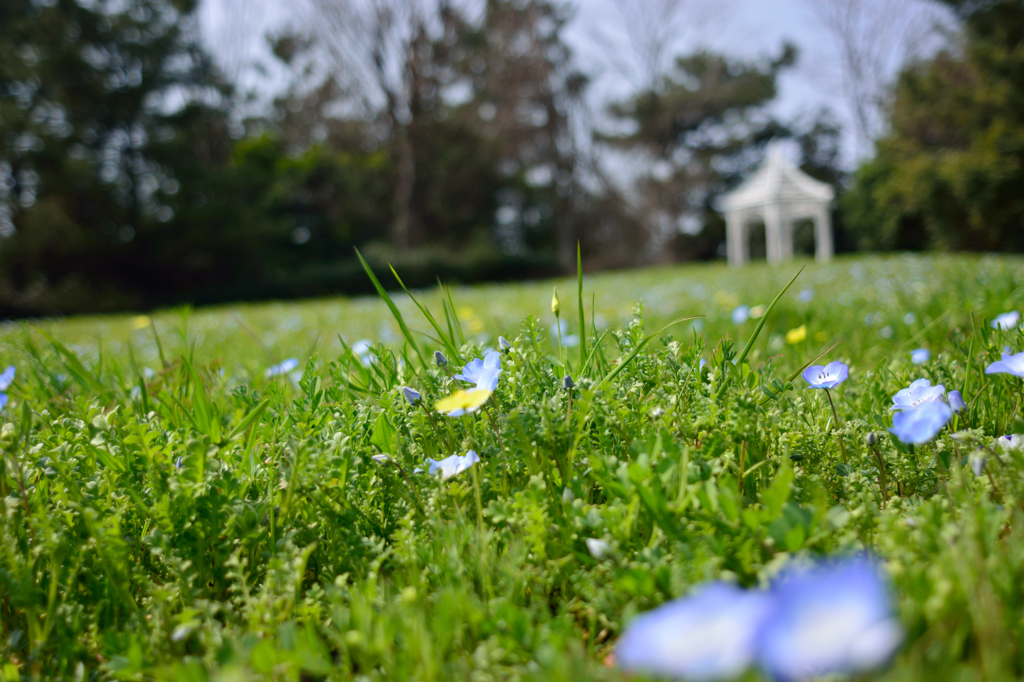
[720,145,835,265]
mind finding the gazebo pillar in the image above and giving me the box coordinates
[726,212,747,266]
[814,206,833,262]
[764,204,783,264]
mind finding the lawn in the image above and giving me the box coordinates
[2,253,1024,681]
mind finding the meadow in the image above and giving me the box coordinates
[3,253,1024,680]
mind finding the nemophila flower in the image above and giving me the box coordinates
[454,350,502,391]
[434,350,448,367]
[891,378,945,412]
[0,366,14,409]
[699,358,706,370]
[947,390,965,414]
[617,583,774,682]
[786,325,807,344]
[996,434,1024,453]
[562,374,575,390]
[401,386,421,405]
[991,311,1020,331]
[757,557,903,682]
[889,400,952,444]
[903,312,916,325]
[732,305,750,325]
[434,388,493,417]
[586,538,610,559]
[910,348,930,364]
[984,350,1024,378]
[371,454,391,464]
[426,450,479,480]
[797,288,814,303]
[499,336,511,352]
[264,358,298,378]
[802,361,848,389]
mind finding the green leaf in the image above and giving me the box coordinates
[370,412,398,454]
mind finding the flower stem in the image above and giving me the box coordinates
[825,389,848,464]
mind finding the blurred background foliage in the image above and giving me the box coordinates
[0,0,1021,317]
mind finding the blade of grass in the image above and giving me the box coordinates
[390,265,461,361]
[577,242,588,369]
[716,267,803,401]
[598,316,702,389]
[354,248,428,369]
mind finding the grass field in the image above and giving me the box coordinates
[3,253,1024,681]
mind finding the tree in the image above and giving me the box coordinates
[843,0,1024,251]
[603,45,796,260]
[0,0,235,314]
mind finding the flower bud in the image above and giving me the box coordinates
[433,350,447,367]
[865,432,878,447]
[401,386,421,405]
[562,374,575,390]
[947,389,965,414]
[499,336,511,352]
[551,288,560,316]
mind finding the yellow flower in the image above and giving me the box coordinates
[786,325,807,344]
[132,315,152,330]
[434,388,493,416]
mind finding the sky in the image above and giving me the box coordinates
[197,0,954,169]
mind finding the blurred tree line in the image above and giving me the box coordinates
[844,0,1024,251]
[1,0,847,316]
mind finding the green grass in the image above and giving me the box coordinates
[2,253,1024,681]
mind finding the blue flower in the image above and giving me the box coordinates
[731,305,750,325]
[401,386,421,405]
[802,361,848,389]
[454,350,502,391]
[985,350,1024,378]
[499,336,512,352]
[617,583,774,682]
[426,450,480,480]
[756,557,903,682]
[991,311,1020,331]
[947,389,965,414]
[797,288,814,303]
[434,350,448,367]
[264,358,299,378]
[891,378,945,412]
[910,348,930,364]
[996,434,1024,453]
[0,366,14,409]
[889,400,952,444]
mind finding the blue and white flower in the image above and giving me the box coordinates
[454,350,502,391]
[801,361,848,389]
[756,557,903,682]
[426,450,480,480]
[985,350,1024,378]
[0,366,14,410]
[910,348,930,365]
[991,311,1020,331]
[889,400,952,444]
[731,305,750,325]
[891,378,945,412]
[617,583,774,682]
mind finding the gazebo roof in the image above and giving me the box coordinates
[720,146,834,212]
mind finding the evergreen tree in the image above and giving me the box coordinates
[0,0,233,314]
